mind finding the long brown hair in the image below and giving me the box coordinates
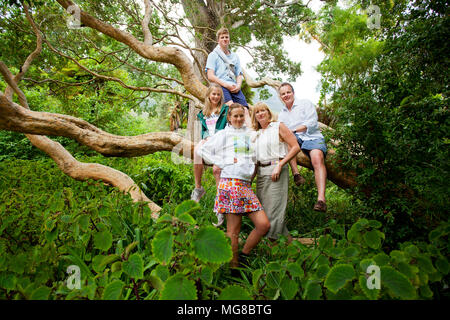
[251,102,275,131]
[203,83,224,117]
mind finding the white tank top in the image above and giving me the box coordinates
[252,121,287,163]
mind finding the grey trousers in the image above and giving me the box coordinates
[256,165,289,239]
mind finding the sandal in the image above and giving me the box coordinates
[313,200,327,213]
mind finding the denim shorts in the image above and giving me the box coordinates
[296,136,327,158]
[221,87,248,107]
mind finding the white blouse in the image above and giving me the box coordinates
[252,121,287,164]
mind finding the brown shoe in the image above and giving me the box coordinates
[313,200,327,212]
[293,173,306,186]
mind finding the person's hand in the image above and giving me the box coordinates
[271,163,282,182]
[230,84,241,93]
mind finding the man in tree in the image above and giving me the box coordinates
[205,27,251,126]
[278,82,328,213]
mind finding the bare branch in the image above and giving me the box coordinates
[56,0,207,100]
[142,0,153,46]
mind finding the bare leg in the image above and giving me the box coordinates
[212,165,221,188]
[310,149,327,202]
[289,156,299,175]
[193,140,206,189]
[242,210,270,255]
[225,213,242,268]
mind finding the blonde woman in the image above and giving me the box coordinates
[251,102,300,241]
[191,83,229,203]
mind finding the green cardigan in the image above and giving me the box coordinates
[197,104,229,140]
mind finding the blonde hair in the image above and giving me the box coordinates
[251,102,275,131]
[216,27,229,40]
[203,83,224,117]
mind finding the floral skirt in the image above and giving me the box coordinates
[214,178,263,215]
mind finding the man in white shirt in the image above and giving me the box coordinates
[277,82,328,213]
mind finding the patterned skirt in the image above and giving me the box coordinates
[214,178,263,215]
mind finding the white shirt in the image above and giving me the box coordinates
[204,113,219,137]
[198,125,255,181]
[252,121,287,163]
[278,98,323,141]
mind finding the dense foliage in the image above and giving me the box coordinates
[0,0,448,300]
[0,158,448,299]
[314,0,449,245]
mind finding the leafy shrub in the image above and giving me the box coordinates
[0,159,448,300]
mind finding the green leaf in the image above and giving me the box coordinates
[373,253,390,266]
[252,269,263,291]
[152,265,170,282]
[363,230,381,249]
[280,277,299,299]
[161,274,197,300]
[314,265,330,280]
[380,266,416,299]
[148,275,164,291]
[102,280,124,300]
[390,250,409,263]
[200,266,213,284]
[324,264,355,293]
[435,256,449,275]
[344,246,359,258]
[0,273,16,290]
[367,220,382,228]
[416,255,437,274]
[404,244,420,257]
[94,231,113,251]
[218,285,252,300]
[419,285,433,299]
[303,282,322,300]
[358,275,380,300]
[122,253,144,280]
[286,263,304,278]
[266,271,283,289]
[174,200,201,217]
[156,214,173,223]
[193,226,232,264]
[152,228,174,264]
[30,286,51,300]
[177,212,197,225]
[318,234,333,250]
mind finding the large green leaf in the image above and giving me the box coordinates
[193,226,232,263]
[122,253,144,280]
[160,274,197,300]
[363,230,381,249]
[102,280,124,300]
[303,282,322,300]
[218,285,252,300]
[381,266,416,299]
[358,275,380,300]
[152,228,174,264]
[280,277,299,299]
[324,264,355,293]
[174,200,201,217]
[93,230,113,251]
